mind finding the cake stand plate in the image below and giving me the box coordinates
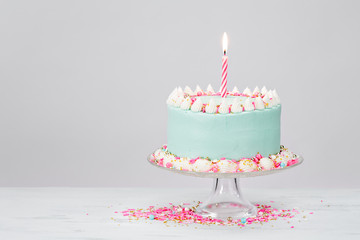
[147,152,304,220]
[147,155,303,178]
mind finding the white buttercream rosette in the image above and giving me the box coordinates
[174,157,194,171]
[259,157,275,170]
[282,150,295,161]
[193,159,212,172]
[217,160,238,173]
[152,146,298,173]
[238,159,258,172]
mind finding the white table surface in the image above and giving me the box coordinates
[0,188,359,240]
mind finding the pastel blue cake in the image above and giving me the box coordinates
[166,86,281,160]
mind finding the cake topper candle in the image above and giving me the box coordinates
[221,32,228,98]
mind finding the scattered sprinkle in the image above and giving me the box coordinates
[119,202,308,227]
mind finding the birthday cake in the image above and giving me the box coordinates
[149,85,299,173]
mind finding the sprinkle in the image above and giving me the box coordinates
[120,201,304,228]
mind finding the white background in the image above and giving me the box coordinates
[0,0,359,188]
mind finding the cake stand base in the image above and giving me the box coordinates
[196,178,257,220]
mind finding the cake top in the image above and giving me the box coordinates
[166,85,281,114]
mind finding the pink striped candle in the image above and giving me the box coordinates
[221,54,228,98]
[221,32,228,98]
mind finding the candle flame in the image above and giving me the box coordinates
[222,32,228,54]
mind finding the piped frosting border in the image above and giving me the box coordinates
[150,145,299,173]
[167,85,281,114]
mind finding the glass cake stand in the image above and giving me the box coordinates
[147,152,303,220]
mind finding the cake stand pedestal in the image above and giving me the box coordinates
[148,153,303,220]
[196,178,257,219]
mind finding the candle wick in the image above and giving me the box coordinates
[224,50,227,55]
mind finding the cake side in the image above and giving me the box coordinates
[167,104,281,159]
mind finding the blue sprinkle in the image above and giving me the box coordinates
[280,162,286,168]
[241,218,247,224]
[172,211,175,214]
[149,214,155,220]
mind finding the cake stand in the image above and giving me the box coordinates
[148,152,303,220]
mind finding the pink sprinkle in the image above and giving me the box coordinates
[114,211,118,213]
[209,165,219,173]
[189,159,197,164]
[309,212,313,214]
[121,201,301,228]
[166,162,173,168]
[287,159,298,166]
[157,158,164,166]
